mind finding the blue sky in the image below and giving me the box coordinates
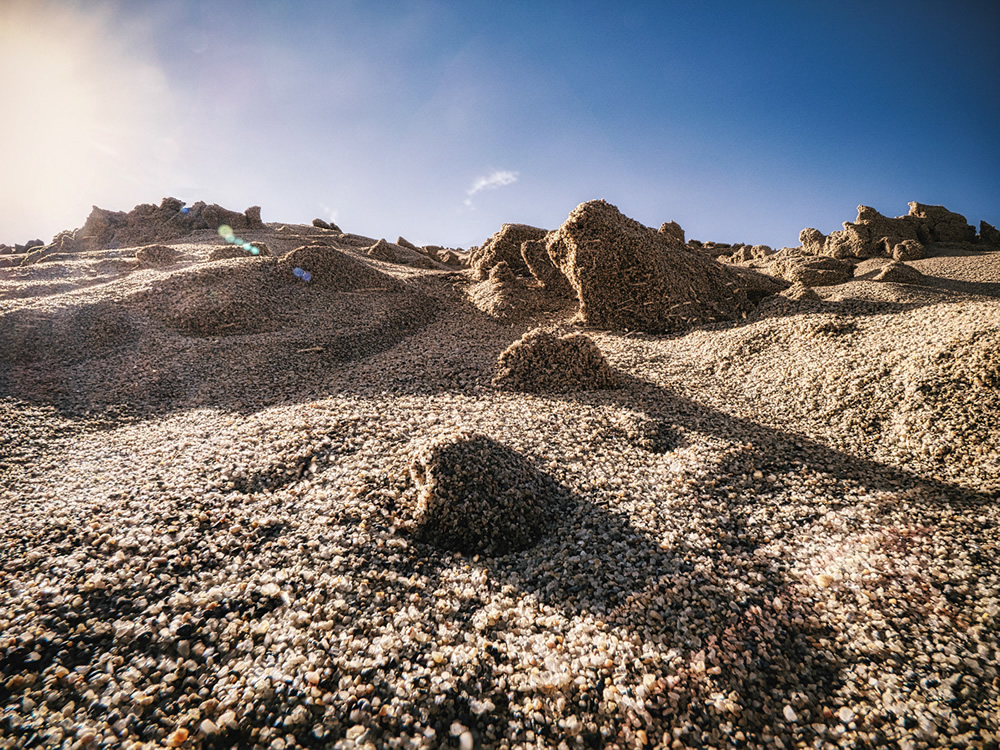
[2,0,998,249]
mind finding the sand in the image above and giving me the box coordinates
[1,217,998,749]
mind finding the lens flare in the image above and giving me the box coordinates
[217,225,264,258]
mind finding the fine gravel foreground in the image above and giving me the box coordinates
[1,201,998,750]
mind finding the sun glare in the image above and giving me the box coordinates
[0,2,176,242]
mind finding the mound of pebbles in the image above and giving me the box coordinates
[134,244,183,269]
[400,429,559,556]
[469,223,547,280]
[493,328,619,392]
[543,200,756,332]
[208,241,272,262]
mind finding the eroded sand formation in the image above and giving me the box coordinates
[1,197,999,749]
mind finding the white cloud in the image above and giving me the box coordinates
[464,170,519,207]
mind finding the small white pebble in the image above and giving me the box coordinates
[261,582,280,597]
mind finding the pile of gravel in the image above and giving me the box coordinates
[469,223,547,280]
[493,328,619,392]
[543,200,755,332]
[401,429,559,555]
[134,244,183,269]
[365,239,441,270]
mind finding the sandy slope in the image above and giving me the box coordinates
[1,223,998,749]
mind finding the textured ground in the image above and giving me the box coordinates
[1,226,998,750]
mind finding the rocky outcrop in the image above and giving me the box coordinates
[469,223,547,279]
[658,221,685,246]
[401,430,556,556]
[493,328,619,392]
[316,218,342,231]
[767,254,853,287]
[799,202,977,260]
[22,198,265,265]
[979,221,1000,246]
[799,228,826,255]
[727,244,774,263]
[890,239,925,261]
[539,200,754,332]
[908,203,976,244]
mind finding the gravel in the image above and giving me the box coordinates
[1,230,998,749]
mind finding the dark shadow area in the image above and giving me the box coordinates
[913,275,1000,298]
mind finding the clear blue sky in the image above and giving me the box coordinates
[2,0,998,249]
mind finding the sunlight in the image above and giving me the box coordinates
[0,1,176,241]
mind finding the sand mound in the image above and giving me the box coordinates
[126,246,435,353]
[703,297,1000,488]
[469,223,547,279]
[128,260,281,337]
[542,200,754,332]
[493,328,618,392]
[873,260,926,284]
[401,430,557,555]
[779,283,822,301]
[854,258,928,285]
[465,262,563,320]
[276,245,404,292]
